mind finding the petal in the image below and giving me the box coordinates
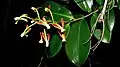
[61,18,65,28]
[47,34,50,41]
[39,39,43,43]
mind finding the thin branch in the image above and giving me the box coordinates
[38,57,44,67]
[82,14,101,45]
[83,0,108,45]
[70,9,98,23]
[91,0,108,50]
[91,20,105,51]
[88,58,91,67]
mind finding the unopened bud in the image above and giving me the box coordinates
[61,28,65,32]
[20,32,25,37]
[46,41,49,47]
[62,38,66,42]
[44,8,49,12]
[39,39,43,43]
[31,7,36,10]
[45,24,50,29]
[14,17,20,20]
[31,20,34,23]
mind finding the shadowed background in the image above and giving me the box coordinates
[1,0,120,67]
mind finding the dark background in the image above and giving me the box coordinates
[1,0,120,67]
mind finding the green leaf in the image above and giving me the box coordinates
[96,0,104,5]
[94,27,111,43]
[46,1,74,22]
[65,19,91,66]
[107,9,115,31]
[107,0,115,10]
[117,0,120,10]
[64,24,70,38]
[74,0,93,12]
[49,34,62,58]
[90,13,111,43]
[90,13,99,27]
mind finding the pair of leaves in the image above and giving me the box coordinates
[90,10,115,43]
[74,0,93,12]
[47,1,91,66]
[50,19,91,66]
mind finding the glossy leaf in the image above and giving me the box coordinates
[64,24,70,38]
[117,0,120,10]
[65,19,91,66]
[107,10,115,31]
[49,34,62,58]
[108,0,115,10]
[46,1,74,22]
[90,13,111,43]
[96,0,104,5]
[74,0,93,12]
[93,26,111,43]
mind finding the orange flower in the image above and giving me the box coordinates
[39,29,50,47]
[52,18,66,42]
[20,24,31,37]
[36,16,50,29]
[58,31,66,42]
[51,18,65,32]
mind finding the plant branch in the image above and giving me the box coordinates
[83,0,108,45]
[70,9,98,23]
[91,20,105,51]
[91,0,108,50]
[38,56,44,67]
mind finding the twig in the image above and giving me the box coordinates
[70,9,98,23]
[91,0,108,50]
[91,20,105,51]
[38,57,44,67]
[82,14,101,45]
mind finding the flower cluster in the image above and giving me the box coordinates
[14,7,66,47]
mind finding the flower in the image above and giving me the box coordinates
[58,31,66,42]
[31,7,36,11]
[51,18,65,32]
[14,14,28,24]
[20,25,31,37]
[52,18,66,42]
[36,16,50,29]
[44,8,49,12]
[39,29,50,47]
[31,20,34,23]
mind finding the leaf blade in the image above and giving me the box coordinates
[107,10,115,31]
[96,0,104,5]
[90,13,112,43]
[47,1,74,22]
[49,34,62,58]
[74,0,93,12]
[65,19,91,66]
